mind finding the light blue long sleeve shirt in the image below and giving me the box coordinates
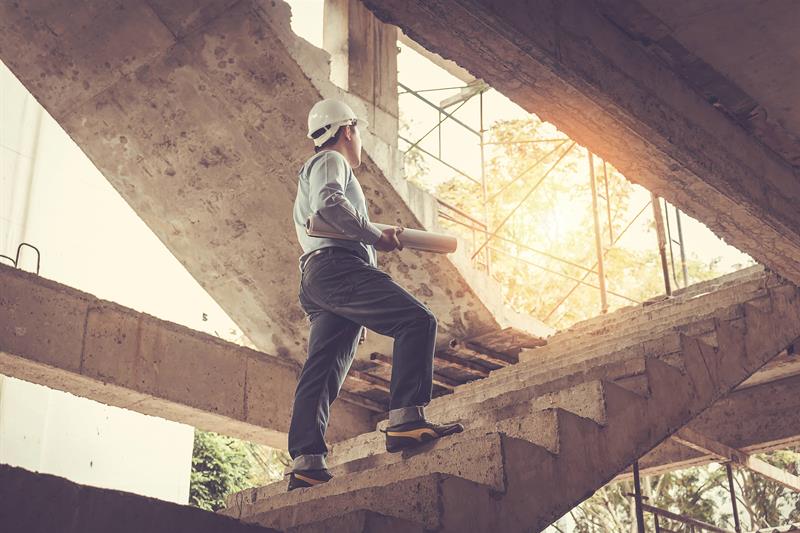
[293,150,382,268]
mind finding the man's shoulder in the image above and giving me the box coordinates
[304,150,352,179]
[306,150,348,167]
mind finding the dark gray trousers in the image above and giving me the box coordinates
[288,247,437,463]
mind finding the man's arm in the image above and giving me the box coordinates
[308,151,382,245]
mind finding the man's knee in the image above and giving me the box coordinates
[414,307,437,331]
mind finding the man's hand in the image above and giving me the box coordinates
[374,226,404,252]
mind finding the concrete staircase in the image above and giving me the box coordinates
[220,267,800,532]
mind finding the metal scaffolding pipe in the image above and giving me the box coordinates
[479,90,491,276]
[603,161,613,243]
[398,81,480,136]
[676,207,689,288]
[633,461,646,533]
[726,463,742,533]
[589,152,608,313]
[471,142,576,260]
[545,200,652,321]
[651,192,672,297]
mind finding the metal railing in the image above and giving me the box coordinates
[0,242,41,274]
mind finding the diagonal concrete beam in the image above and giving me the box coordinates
[0,464,279,533]
[621,372,800,478]
[673,428,800,492]
[0,264,373,448]
[361,0,800,286]
[0,0,550,376]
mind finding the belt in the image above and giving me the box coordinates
[299,247,362,272]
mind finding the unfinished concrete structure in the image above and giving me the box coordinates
[1,0,799,531]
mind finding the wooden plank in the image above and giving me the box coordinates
[448,339,516,366]
[434,350,491,376]
[339,390,386,413]
[467,326,548,352]
[369,352,457,390]
[348,368,391,393]
[746,457,800,493]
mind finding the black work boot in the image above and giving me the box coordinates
[287,468,333,491]
[382,420,464,453]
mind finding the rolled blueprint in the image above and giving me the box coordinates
[306,213,458,254]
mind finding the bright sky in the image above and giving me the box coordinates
[0,62,243,343]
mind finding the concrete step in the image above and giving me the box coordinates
[285,510,425,533]
[222,429,530,530]
[330,408,561,470]
[326,378,609,467]
[477,330,689,396]
[236,282,800,532]
[447,279,769,407]
[419,379,610,433]
[429,346,657,419]
[460,285,770,410]
[542,266,767,341]
[223,473,443,531]
[520,273,769,363]
[230,426,512,504]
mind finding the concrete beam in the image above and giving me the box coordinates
[0,0,551,383]
[673,428,800,492]
[323,0,399,145]
[0,464,278,533]
[0,264,373,448]
[621,372,800,478]
[361,0,800,286]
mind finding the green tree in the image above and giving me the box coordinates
[547,448,800,532]
[431,117,725,328]
[733,450,800,530]
[189,429,289,512]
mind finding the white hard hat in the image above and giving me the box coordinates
[307,99,368,147]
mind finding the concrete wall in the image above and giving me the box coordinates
[0,463,277,533]
[0,375,193,503]
[0,59,209,503]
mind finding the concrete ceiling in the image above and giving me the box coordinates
[601,0,800,167]
[362,0,800,290]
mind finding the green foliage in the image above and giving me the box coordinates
[430,116,728,328]
[189,429,289,512]
[548,449,800,532]
[734,450,800,529]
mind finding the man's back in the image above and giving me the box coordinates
[293,150,379,268]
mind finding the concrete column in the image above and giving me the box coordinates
[323,0,399,145]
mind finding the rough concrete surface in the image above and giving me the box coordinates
[225,271,800,531]
[362,0,800,288]
[0,463,278,533]
[0,0,551,396]
[0,263,372,448]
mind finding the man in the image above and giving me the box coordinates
[287,99,463,491]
